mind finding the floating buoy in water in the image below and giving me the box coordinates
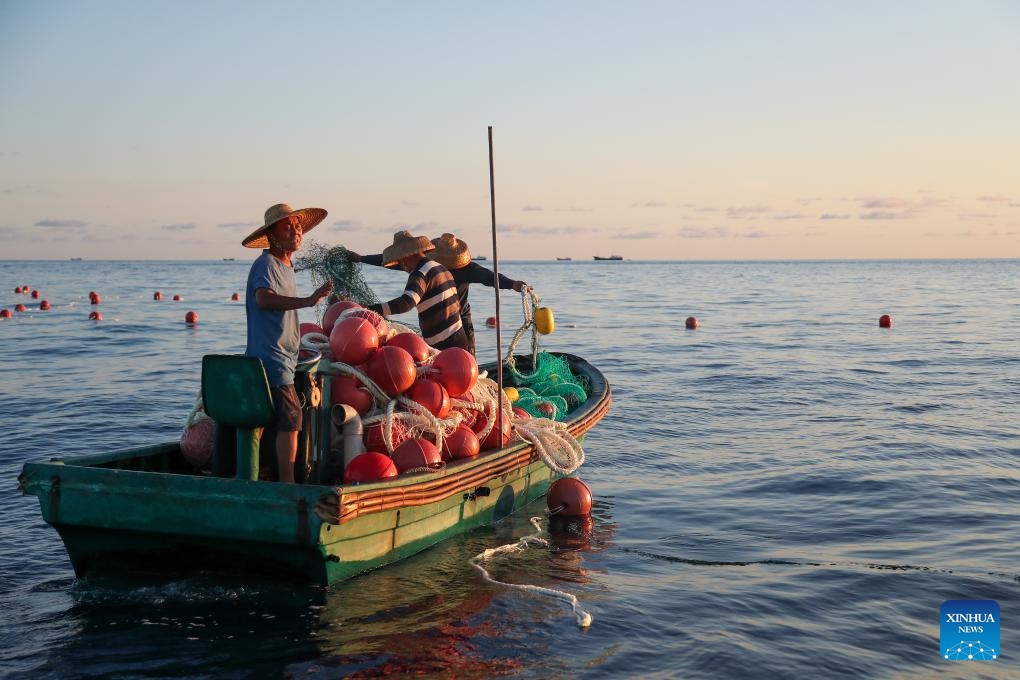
[0,309,10,318]
[386,332,430,363]
[39,300,51,311]
[407,378,451,418]
[14,303,27,312]
[230,292,240,301]
[485,316,497,328]
[185,310,199,324]
[879,314,892,328]
[441,423,480,461]
[89,311,102,320]
[535,307,555,334]
[321,300,362,335]
[153,291,163,300]
[30,290,40,299]
[89,293,100,305]
[172,294,183,302]
[548,477,593,517]
[13,287,21,294]
[329,376,373,414]
[366,345,417,396]
[430,347,478,397]
[344,452,398,484]
[330,316,380,365]
[685,316,699,330]
[391,438,441,473]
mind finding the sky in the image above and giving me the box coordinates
[1,1,1018,260]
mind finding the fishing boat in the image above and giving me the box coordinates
[472,255,487,261]
[556,257,572,261]
[593,255,622,261]
[18,350,610,585]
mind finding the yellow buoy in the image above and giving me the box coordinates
[503,386,519,402]
[535,307,555,335]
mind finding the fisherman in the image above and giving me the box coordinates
[243,203,333,483]
[361,230,469,351]
[349,232,525,355]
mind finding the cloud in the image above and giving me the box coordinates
[819,214,851,220]
[773,213,807,220]
[612,230,661,240]
[674,226,729,239]
[1010,203,1020,208]
[553,205,592,213]
[35,219,88,228]
[522,205,544,212]
[217,221,258,230]
[695,207,719,213]
[401,200,419,207]
[330,219,362,231]
[497,223,598,236]
[859,211,907,220]
[632,200,666,208]
[860,197,910,209]
[977,194,1009,203]
[736,230,770,238]
[726,205,772,218]
[161,223,197,231]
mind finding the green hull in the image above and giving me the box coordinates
[19,353,611,585]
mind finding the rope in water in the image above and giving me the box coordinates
[469,515,592,628]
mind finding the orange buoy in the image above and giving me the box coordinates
[362,421,408,454]
[344,452,398,484]
[89,293,100,305]
[321,300,362,335]
[89,311,102,320]
[386,332,430,363]
[366,345,417,396]
[300,321,325,338]
[172,294,183,302]
[485,316,497,328]
[346,308,388,342]
[407,378,451,418]
[879,314,892,328]
[30,290,40,299]
[0,309,10,318]
[185,311,199,324]
[685,316,699,330]
[441,424,480,461]
[329,316,380,365]
[14,303,27,312]
[391,438,441,473]
[547,477,593,517]
[153,291,163,300]
[39,300,51,311]
[329,376,373,415]
[230,292,240,301]
[430,347,479,397]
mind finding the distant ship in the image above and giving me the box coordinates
[556,257,572,261]
[472,256,487,261]
[222,257,236,261]
[69,257,83,261]
[593,255,623,261]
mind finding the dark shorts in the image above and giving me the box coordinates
[271,384,303,432]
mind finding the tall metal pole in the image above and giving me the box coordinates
[488,126,504,441]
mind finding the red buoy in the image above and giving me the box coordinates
[14,303,27,312]
[547,477,593,517]
[441,424,480,461]
[1,309,11,318]
[329,316,380,365]
[407,379,451,418]
[512,406,532,421]
[473,408,512,450]
[330,376,373,415]
[430,347,478,397]
[89,293,100,305]
[30,290,40,299]
[185,310,199,324]
[485,316,497,328]
[153,291,163,300]
[685,316,699,330]
[39,300,51,311]
[344,452,398,484]
[13,287,21,294]
[89,311,102,320]
[172,294,183,302]
[300,321,325,338]
[391,438,441,473]
[879,314,892,328]
[362,421,408,453]
[386,332,430,363]
[230,292,240,301]
[346,308,389,342]
[366,345,417,397]
[321,300,362,336]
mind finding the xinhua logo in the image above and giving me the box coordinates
[941,600,999,660]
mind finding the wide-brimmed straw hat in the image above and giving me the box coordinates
[242,203,328,249]
[428,233,472,270]
[382,230,434,266]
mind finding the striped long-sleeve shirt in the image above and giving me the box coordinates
[369,258,463,346]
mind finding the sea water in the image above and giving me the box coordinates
[0,258,1018,678]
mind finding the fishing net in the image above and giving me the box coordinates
[295,241,379,318]
[508,352,589,421]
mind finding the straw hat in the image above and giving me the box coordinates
[382,230,434,266]
[428,233,472,270]
[242,203,328,249]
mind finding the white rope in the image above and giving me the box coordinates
[514,418,585,475]
[504,287,543,378]
[470,516,592,628]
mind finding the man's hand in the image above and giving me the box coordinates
[512,281,527,292]
[309,280,333,306]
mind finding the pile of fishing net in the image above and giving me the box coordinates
[506,352,590,422]
[295,241,379,315]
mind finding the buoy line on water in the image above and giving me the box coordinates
[469,516,593,628]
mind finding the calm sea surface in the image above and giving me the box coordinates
[1,258,1018,679]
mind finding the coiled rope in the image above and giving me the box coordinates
[470,516,592,628]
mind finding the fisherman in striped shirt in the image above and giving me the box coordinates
[366,231,469,351]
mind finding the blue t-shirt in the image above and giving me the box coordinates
[245,251,298,386]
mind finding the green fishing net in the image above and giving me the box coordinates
[296,241,379,318]
[507,352,590,421]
